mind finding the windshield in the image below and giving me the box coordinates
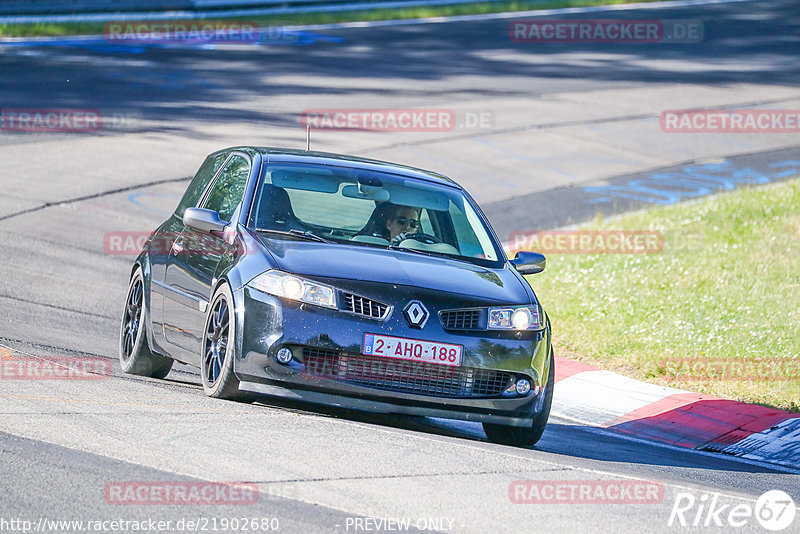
[248,162,503,266]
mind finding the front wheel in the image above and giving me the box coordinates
[201,283,254,402]
[483,348,554,447]
[119,267,174,379]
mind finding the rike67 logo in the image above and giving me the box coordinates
[669,490,796,531]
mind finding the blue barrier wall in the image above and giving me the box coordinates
[0,1,192,14]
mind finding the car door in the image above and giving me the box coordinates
[162,153,252,362]
[149,152,228,352]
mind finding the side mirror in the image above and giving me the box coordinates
[183,207,227,233]
[510,251,546,275]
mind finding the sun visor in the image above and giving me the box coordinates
[270,168,340,193]
[385,180,450,211]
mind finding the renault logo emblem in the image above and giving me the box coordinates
[403,300,429,329]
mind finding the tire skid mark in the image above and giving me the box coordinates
[0,175,190,223]
[0,293,115,320]
[0,393,162,408]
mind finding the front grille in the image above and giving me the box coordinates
[341,293,390,319]
[440,309,482,330]
[302,347,513,398]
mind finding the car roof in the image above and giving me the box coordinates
[219,146,461,189]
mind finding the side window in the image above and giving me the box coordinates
[175,154,227,218]
[203,155,251,223]
[420,209,434,235]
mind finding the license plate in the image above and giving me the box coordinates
[362,333,463,367]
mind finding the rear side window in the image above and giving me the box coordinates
[174,153,227,218]
[202,155,251,222]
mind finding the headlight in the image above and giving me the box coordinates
[247,270,336,309]
[489,305,543,331]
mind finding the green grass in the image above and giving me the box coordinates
[525,178,800,412]
[0,0,665,38]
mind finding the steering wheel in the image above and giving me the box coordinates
[391,232,442,246]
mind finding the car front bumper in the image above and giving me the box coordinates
[233,284,552,427]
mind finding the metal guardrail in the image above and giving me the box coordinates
[0,1,188,14]
[0,0,406,15]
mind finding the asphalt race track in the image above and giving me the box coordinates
[1,0,799,532]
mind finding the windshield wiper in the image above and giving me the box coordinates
[388,243,482,265]
[387,244,437,258]
[289,229,336,243]
[256,228,336,244]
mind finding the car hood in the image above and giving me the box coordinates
[257,237,531,303]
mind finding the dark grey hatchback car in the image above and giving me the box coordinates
[120,147,554,446]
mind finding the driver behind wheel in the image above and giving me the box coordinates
[384,204,421,240]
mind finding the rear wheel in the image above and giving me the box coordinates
[483,348,554,447]
[119,267,174,379]
[201,283,254,402]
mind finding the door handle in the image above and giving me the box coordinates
[171,238,184,254]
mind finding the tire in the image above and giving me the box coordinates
[483,347,555,447]
[200,283,254,402]
[119,267,174,379]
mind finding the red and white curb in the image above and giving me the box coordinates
[552,355,800,469]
